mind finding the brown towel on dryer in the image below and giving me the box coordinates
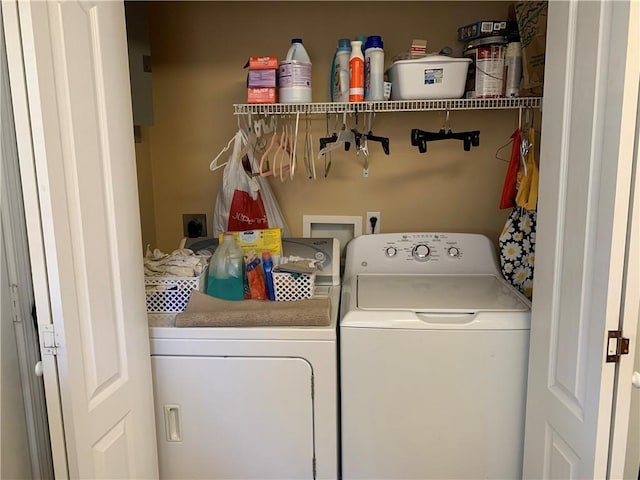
[175,291,331,327]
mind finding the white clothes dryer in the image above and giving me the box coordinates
[339,232,531,479]
[149,238,340,480]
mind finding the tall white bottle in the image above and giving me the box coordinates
[504,41,522,97]
[349,40,364,102]
[279,38,312,103]
[364,35,384,101]
[331,38,351,102]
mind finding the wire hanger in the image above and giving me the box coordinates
[495,136,514,163]
[519,108,535,176]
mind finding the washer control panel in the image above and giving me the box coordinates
[344,232,500,276]
[380,233,463,263]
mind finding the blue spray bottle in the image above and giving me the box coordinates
[262,251,276,301]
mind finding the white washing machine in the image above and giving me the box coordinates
[339,232,531,479]
[149,238,340,480]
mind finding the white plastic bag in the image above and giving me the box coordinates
[213,129,289,237]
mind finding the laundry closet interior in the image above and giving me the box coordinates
[132,1,539,253]
[129,1,546,478]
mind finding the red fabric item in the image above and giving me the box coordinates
[227,190,269,231]
[499,128,522,210]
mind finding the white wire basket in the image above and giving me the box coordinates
[272,271,316,302]
[145,266,207,313]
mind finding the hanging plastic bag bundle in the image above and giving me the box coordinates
[212,129,289,237]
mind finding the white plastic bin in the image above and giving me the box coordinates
[145,266,208,313]
[272,271,316,302]
[387,55,471,100]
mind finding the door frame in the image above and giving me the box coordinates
[608,13,640,474]
[1,7,54,476]
[2,1,69,476]
[2,0,637,478]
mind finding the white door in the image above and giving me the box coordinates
[523,0,639,478]
[2,1,158,478]
[152,356,315,479]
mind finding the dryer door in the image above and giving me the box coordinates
[152,356,315,479]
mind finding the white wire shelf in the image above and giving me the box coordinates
[233,97,542,115]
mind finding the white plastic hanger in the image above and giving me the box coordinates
[274,122,292,182]
[290,112,300,179]
[236,126,253,161]
[253,115,276,138]
[209,133,238,172]
[259,129,280,177]
[303,113,315,179]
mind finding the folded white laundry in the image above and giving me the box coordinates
[144,246,209,277]
[278,255,323,270]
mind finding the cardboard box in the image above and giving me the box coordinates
[458,20,515,42]
[244,56,278,70]
[410,39,427,58]
[514,2,547,96]
[247,87,277,104]
[247,69,277,88]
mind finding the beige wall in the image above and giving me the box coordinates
[140,1,521,252]
[135,127,157,250]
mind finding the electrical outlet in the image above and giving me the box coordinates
[183,213,207,238]
[366,211,381,234]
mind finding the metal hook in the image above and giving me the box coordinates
[524,107,534,130]
[443,110,451,132]
[518,107,522,131]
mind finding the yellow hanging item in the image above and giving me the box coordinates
[515,127,539,211]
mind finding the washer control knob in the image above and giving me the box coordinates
[412,244,431,260]
[447,247,460,257]
[385,246,397,257]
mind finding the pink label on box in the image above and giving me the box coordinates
[248,69,277,88]
[247,88,276,104]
